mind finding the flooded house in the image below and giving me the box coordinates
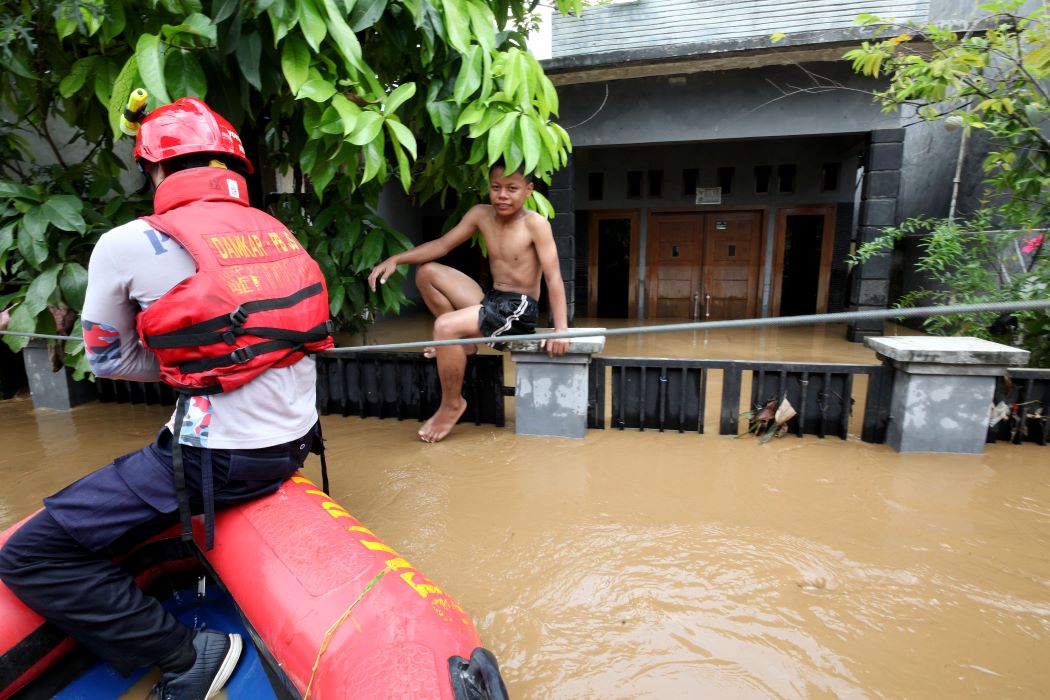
[535,0,988,341]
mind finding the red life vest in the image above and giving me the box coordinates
[136,168,333,394]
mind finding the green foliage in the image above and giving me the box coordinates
[844,0,1050,227]
[852,215,1049,366]
[1,0,579,375]
[845,1,1050,364]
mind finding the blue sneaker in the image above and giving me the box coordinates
[152,629,242,700]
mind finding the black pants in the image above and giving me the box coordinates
[0,424,316,675]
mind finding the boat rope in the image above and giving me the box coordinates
[303,566,390,699]
[2,298,1049,352]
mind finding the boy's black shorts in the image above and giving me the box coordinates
[478,289,538,350]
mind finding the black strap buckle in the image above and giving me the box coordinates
[325,319,334,334]
[230,346,255,364]
[229,306,249,327]
[221,327,248,345]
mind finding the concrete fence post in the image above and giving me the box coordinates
[864,336,1030,454]
[505,329,606,439]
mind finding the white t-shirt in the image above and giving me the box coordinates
[82,217,318,449]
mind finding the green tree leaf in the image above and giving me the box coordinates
[42,196,86,233]
[487,111,518,165]
[94,57,122,111]
[22,265,61,318]
[348,110,385,145]
[281,34,311,96]
[467,0,497,53]
[59,262,89,311]
[0,222,14,255]
[3,305,36,352]
[0,181,40,201]
[18,210,49,268]
[298,79,338,102]
[235,28,263,90]
[298,0,329,51]
[322,0,366,74]
[519,113,541,175]
[386,119,417,159]
[60,56,100,98]
[136,34,171,106]
[162,13,218,47]
[212,0,240,24]
[331,94,363,135]
[454,46,483,104]
[393,136,412,193]
[350,0,388,31]
[443,0,472,54]
[384,82,417,115]
[361,131,386,184]
[165,50,208,99]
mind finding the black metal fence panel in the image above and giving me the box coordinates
[988,368,1050,446]
[591,357,892,443]
[317,353,505,427]
[94,353,506,428]
[606,364,707,433]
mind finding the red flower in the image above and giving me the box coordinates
[1022,234,1044,254]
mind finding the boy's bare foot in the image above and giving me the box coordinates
[423,344,477,359]
[419,399,468,443]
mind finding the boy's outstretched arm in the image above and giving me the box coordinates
[532,217,570,357]
[368,206,484,291]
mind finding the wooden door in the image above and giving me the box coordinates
[770,205,837,316]
[588,211,640,318]
[701,212,763,320]
[647,215,702,318]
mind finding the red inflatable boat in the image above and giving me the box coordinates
[0,475,507,699]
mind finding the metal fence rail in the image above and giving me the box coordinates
[988,368,1050,446]
[316,353,505,427]
[589,357,893,443]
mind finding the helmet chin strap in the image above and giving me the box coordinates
[136,161,157,196]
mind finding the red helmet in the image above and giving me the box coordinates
[134,97,253,173]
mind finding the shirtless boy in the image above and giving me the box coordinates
[368,162,569,443]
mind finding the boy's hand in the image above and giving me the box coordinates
[368,259,397,292]
[541,337,570,357]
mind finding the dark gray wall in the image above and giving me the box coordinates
[574,136,864,211]
[572,134,865,317]
[557,63,901,148]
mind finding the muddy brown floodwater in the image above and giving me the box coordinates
[2,318,1049,699]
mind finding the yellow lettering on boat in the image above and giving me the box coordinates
[360,540,396,553]
[401,571,445,600]
[320,502,352,518]
[291,475,460,610]
[346,525,376,536]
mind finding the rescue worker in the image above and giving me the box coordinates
[0,97,332,699]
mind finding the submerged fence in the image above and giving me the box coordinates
[89,355,1050,447]
[988,368,1050,446]
[96,353,508,427]
[28,345,1046,449]
[586,357,894,443]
